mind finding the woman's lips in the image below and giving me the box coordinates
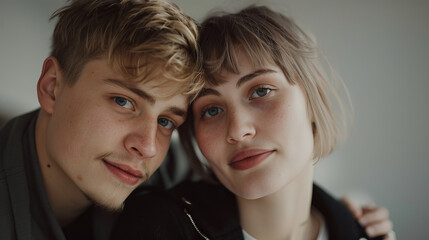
[103,159,143,185]
[229,149,275,171]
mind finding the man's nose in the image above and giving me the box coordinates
[124,118,158,159]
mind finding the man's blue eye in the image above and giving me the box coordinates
[158,118,174,129]
[250,88,271,99]
[114,97,133,109]
[203,107,223,118]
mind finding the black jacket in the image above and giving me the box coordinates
[112,181,382,240]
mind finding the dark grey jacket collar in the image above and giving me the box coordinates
[1,110,39,239]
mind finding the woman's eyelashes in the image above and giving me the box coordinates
[201,106,223,119]
[113,96,134,110]
[249,87,273,99]
[198,85,275,120]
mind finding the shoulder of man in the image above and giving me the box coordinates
[0,110,39,240]
[0,109,39,177]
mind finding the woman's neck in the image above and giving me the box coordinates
[237,164,318,240]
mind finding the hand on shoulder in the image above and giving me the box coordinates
[342,197,396,240]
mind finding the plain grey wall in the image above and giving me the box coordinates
[1,0,428,238]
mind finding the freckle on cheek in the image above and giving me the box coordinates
[47,164,51,168]
[77,175,83,181]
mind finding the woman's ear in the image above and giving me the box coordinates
[37,57,62,114]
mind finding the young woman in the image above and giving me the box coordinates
[111,5,395,240]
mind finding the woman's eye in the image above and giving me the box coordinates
[114,97,133,109]
[250,87,272,99]
[158,118,175,130]
[202,107,223,118]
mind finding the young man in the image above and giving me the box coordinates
[0,0,203,239]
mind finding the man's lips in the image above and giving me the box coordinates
[103,159,143,185]
[229,149,275,171]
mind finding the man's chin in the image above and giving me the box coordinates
[85,190,128,212]
[94,200,125,213]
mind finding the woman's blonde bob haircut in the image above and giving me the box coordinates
[50,0,203,99]
[179,5,351,180]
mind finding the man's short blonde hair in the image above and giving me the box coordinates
[50,0,203,98]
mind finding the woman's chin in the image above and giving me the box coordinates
[230,179,286,200]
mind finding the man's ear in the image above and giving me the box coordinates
[37,57,63,114]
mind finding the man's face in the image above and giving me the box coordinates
[45,58,187,210]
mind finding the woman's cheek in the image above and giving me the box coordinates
[196,124,223,160]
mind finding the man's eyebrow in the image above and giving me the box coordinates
[104,78,155,104]
[166,106,187,118]
[236,69,276,88]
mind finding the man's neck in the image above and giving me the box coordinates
[237,164,318,240]
[35,111,92,227]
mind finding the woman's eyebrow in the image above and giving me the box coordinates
[195,88,220,99]
[236,69,276,88]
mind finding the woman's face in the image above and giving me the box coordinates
[192,51,315,199]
